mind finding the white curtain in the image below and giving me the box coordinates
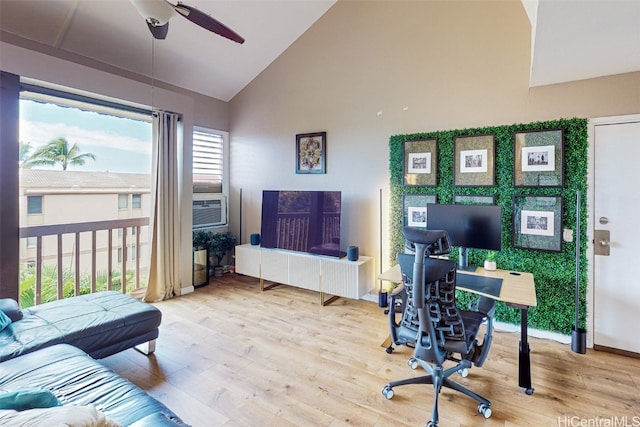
[144,111,181,302]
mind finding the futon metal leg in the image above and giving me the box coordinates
[134,339,156,356]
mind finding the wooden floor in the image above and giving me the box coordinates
[102,274,640,427]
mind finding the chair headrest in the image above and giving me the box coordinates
[397,253,456,285]
[402,227,452,256]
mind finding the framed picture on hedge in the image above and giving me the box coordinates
[453,195,495,205]
[403,139,438,187]
[403,194,437,227]
[296,132,326,174]
[454,134,495,187]
[513,195,563,252]
[514,129,564,187]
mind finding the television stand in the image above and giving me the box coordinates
[235,244,373,305]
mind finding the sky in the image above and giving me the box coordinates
[19,99,152,174]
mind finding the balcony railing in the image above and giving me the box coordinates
[19,218,149,306]
[275,213,340,252]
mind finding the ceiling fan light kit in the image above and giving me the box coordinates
[130,0,244,44]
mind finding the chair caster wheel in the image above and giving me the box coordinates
[381,385,394,400]
[426,421,437,427]
[385,347,394,354]
[408,358,418,369]
[523,387,534,395]
[458,368,469,378]
[477,403,492,419]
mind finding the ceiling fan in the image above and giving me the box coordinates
[130,0,244,44]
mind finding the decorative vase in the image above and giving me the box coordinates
[484,260,497,271]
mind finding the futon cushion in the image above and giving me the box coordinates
[0,299,22,322]
[0,291,161,362]
[0,312,11,333]
[0,344,186,426]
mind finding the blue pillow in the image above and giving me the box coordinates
[0,298,23,322]
[0,310,11,332]
[0,390,62,411]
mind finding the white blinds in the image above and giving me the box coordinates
[193,129,223,186]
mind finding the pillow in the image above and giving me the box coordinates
[0,390,61,411]
[0,311,11,332]
[0,405,122,427]
[0,299,23,322]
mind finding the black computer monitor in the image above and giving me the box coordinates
[427,203,502,270]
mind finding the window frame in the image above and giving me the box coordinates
[132,193,142,209]
[27,195,43,214]
[118,194,129,210]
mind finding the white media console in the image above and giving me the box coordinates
[235,244,374,305]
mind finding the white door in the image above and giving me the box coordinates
[593,119,640,354]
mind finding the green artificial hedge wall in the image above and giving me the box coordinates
[389,118,588,334]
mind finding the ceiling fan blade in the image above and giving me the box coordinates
[147,21,169,39]
[173,3,245,44]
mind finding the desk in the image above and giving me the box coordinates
[378,264,537,395]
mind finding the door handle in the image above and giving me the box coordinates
[594,229,610,256]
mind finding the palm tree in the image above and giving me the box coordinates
[19,141,37,168]
[28,137,96,170]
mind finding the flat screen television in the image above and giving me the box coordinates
[260,190,343,257]
[427,203,502,270]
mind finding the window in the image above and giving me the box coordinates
[17,80,153,305]
[118,194,128,210]
[193,128,226,191]
[118,227,136,237]
[131,245,137,261]
[27,195,42,214]
[132,194,142,209]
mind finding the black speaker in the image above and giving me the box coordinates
[250,233,261,245]
[347,246,359,261]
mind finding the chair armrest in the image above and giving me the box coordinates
[476,296,496,318]
[390,283,405,298]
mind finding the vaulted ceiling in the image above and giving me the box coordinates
[1,0,638,102]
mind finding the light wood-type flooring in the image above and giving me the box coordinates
[102,273,640,427]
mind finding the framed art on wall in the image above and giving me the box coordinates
[454,134,495,186]
[403,139,438,186]
[453,195,495,205]
[514,129,564,187]
[296,132,326,174]
[403,194,437,227]
[512,195,563,252]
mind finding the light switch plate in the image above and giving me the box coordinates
[563,228,573,242]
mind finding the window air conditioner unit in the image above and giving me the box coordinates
[193,193,227,229]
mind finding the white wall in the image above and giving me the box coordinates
[228,0,640,288]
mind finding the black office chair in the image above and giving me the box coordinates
[382,227,495,427]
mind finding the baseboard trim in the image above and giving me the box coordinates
[593,344,640,359]
[180,285,195,296]
[494,321,572,345]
